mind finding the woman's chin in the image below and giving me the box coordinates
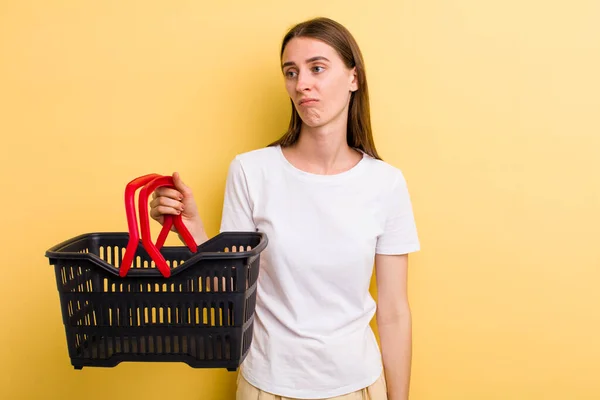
[299,115,326,129]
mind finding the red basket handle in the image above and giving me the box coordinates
[120,174,197,278]
[121,174,163,277]
[138,175,198,278]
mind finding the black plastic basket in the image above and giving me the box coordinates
[46,231,267,371]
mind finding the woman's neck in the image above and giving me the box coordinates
[283,122,362,175]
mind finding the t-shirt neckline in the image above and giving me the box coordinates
[275,144,368,182]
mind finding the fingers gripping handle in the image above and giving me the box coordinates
[138,176,198,278]
[120,174,197,278]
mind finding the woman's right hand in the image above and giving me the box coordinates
[149,172,208,245]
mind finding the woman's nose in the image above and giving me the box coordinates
[295,70,313,92]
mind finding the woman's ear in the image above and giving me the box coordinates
[350,67,359,92]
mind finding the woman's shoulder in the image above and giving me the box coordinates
[226,145,281,177]
[361,154,408,185]
[233,145,279,164]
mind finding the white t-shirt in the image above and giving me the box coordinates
[220,145,420,399]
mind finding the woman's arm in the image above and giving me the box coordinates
[375,253,412,400]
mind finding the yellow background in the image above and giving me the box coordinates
[1,1,599,399]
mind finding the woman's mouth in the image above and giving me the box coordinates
[299,98,319,106]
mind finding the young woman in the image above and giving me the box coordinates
[150,17,420,400]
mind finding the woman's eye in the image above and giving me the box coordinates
[312,66,325,73]
[285,70,297,78]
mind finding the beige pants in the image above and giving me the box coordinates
[236,372,388,400]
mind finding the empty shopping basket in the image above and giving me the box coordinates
[45,174,267,371]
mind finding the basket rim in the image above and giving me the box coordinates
[45,231,268,278]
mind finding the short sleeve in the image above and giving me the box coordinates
[375,172,420,255]
[219,157,256,232]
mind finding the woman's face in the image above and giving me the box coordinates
[281,37,357,130]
